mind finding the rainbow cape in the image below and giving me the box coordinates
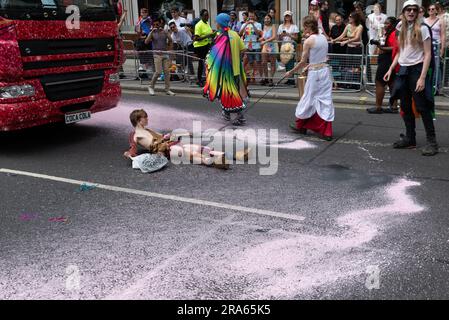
[203,29,248,112]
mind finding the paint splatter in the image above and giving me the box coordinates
[19,213,39,221]
[229,179,424,298]
[358,145,383,162]
[271,139,316,150]
[48,217,69,223]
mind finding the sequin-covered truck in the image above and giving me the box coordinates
[0,1,123,131]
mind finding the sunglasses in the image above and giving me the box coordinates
[405,7,419,13]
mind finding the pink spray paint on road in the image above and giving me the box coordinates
[229,179,425,298]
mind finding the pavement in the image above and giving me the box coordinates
[119,77,449,110]
[1,91,449,300]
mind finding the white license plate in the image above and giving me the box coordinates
[65,111,91,124]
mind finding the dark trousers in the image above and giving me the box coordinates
[194,44,210,82]
[398,63,436,142]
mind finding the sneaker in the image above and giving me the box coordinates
[148,87,155,96]
[166,90,176,96]
[367,107,383,114]
[233,113,246,126]
[421,142,439,156]
[393,134,416,149]
[237,115,246,124]
[222,111,231,121]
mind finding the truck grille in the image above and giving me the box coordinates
[19,38,115,56]
[40,70,104,102]
[23,56,114,70]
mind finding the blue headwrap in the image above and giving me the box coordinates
[216,13,231,28]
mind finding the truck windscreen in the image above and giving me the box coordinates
[0,0,116,21]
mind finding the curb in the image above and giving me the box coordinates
[120,82,449,111]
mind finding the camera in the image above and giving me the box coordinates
[369,39,380,46]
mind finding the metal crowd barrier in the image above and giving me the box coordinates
[327,42,364,92]
[444,54,449,98]
[239,40,364,92]
[122,39,448,102]
[365,44,445,98]
[432,42,443,95]
[131,49,202,85]
[241,40,297,88]
[120,40,140,81]
[363,53,378,96]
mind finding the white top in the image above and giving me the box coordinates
[169,17,187,28]
[277,24,299,42]
[309,34,328,64]
[367,13,387,39]
[171,28,193,47]
[424,17,441,42]
[398,24,431,66]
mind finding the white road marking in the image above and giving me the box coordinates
[0,168,305,222]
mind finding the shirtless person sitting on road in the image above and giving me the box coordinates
[123,109,229,169]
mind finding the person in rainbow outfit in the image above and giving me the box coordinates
[203,13,249,126]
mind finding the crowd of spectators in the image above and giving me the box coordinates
[130,1,449,91]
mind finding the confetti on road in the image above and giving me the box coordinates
[79,183,97,192]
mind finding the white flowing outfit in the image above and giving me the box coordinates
[295,34,334,123]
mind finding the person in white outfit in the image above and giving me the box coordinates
[366,3,387,55]
[286,16,335,141]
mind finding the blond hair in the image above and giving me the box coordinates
[399,14,423,49]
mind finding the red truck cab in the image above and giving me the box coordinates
[0,0,123,131]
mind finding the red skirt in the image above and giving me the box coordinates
[295,113,333,138]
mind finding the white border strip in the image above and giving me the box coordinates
[0,168,305,222]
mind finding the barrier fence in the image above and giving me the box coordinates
[443,55,449,98]
[121,39,449,99]
[121,40,140,81]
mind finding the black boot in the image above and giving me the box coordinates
[421,138,439,156]
[393,134,416,149]
[232,112,246,126]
